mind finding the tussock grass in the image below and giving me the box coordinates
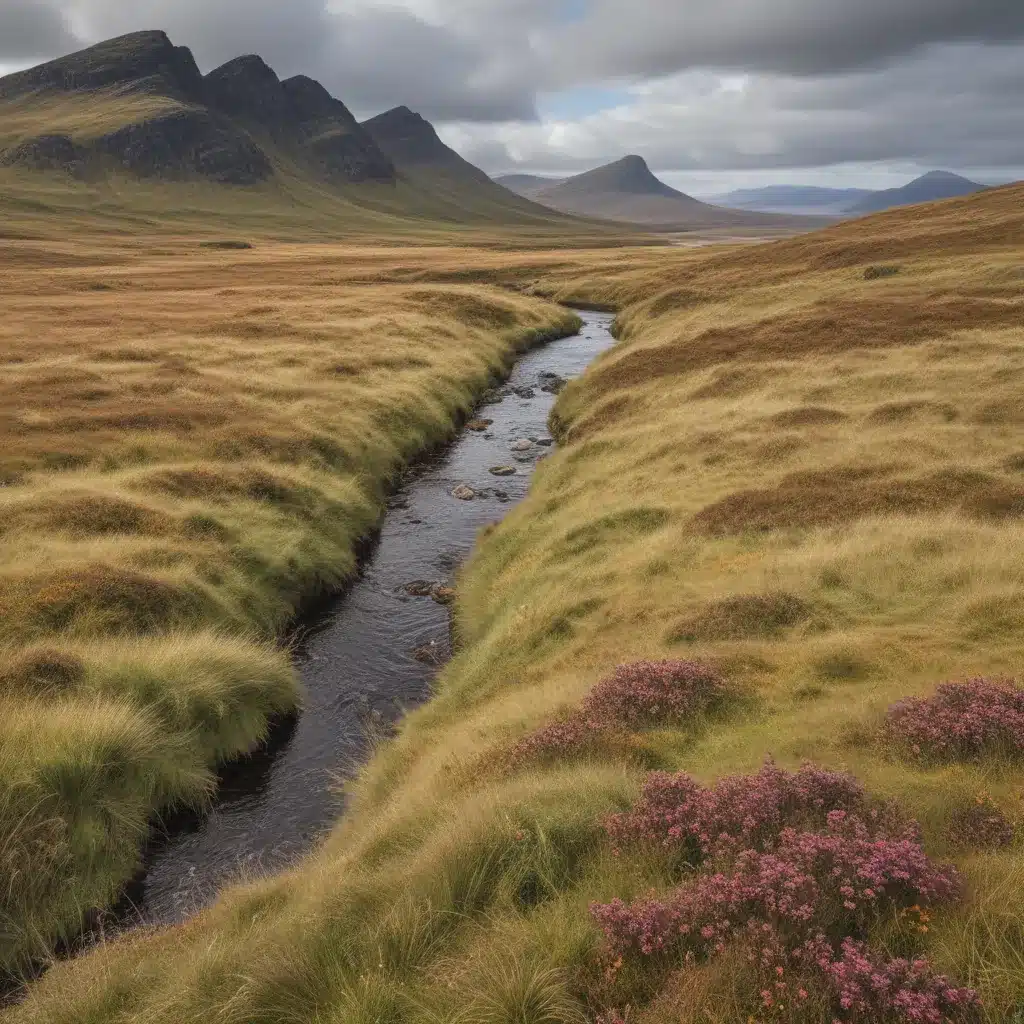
[0,236,581,977]
[9,185,1024,1020]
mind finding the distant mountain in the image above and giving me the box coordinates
[705,185,874,216]
[361,107,580,222]
[846,171,986,215]
[527,155,827,230]
[0,32,595,231]
[495,173,567,198]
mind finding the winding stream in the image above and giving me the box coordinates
[138,310,617,923]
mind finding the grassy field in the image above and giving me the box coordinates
[0,233,583,978]
[7,183,1024,1022]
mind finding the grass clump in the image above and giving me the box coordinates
[864,264,902,280]
[671,592,811,643]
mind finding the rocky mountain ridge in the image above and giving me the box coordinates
[0,30,393,186]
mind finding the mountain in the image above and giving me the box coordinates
[495,173,567,198]
[845,171,986,215]
[0,31,391,186]
[527,155,828,230]
[0,32,606,236]
[704,185,874,216]
[360,107,581,222]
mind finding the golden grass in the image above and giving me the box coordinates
[0,233,581,977]
[9,184,1024,1021]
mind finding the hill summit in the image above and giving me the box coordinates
[528,155,829,231]
[846,170,986,215]
[0,30,392,185]
[559,154,681,197]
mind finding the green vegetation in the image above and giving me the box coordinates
[7,184,1024,1021]
[0,234,580,977]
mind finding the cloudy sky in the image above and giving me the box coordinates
[1,0,1023,192]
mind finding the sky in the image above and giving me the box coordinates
[1,0,1023,193]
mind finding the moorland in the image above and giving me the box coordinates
[3,26,1024,1024]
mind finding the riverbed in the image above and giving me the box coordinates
[138,310,618,922]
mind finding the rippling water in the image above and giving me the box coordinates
[138,310,617,922]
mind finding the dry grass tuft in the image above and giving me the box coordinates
[690,466,1024,536]
[670,592,812,643]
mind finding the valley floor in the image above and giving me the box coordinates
[7,182,1024,1022]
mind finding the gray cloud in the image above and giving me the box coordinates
[546,0,1024,81]
[69,0,537,121]
[449,42,1024,177]
[0,1,76,59]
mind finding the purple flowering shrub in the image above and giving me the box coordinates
[886,678,1024,762]
[510,660,725,762]
[593,813,960,961]
[590,763,979,1023]
[825,939,981,1023]
[604,761,881,861]
[580,660,725,725]
[947,794,1016,849]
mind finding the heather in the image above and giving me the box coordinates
[825,939,982,1024]
[593,765,976,1022]
[886,679,1024,762]
[510,659,725,762]
[604,761,877,861]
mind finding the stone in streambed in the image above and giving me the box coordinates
[489,466,517,477]
[404,581,435,597]
[466,419,492,432]
[535,438,554,447]
[510,439,534,452]
[452,484,476,500]
[514,386,535,399]
[430,585,456,605]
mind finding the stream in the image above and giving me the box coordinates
[137,309,617,923]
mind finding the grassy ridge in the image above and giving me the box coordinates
[0,235,581,977]
[10,185,1024,1021]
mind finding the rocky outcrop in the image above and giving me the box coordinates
[0,31,205,103]
[204,55,291,130]
[0,110,270,184]
[202,58,394,183]
[282,76,394,183]
[361,106,491,184]
[0,134,86,174]
[93,110,271,183]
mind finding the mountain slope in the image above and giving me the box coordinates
[0,33,619,236]
[846,170,986,214]
[705,184,873,216]
[0,31,271,183]
[530,155,829,230]
[495,173,567,198]
[361,107,588,225]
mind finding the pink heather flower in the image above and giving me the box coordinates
[592,815,960,962]
[886,678,1024,762]
[510,660,724,762]
[824,939,981,1023]
[604,761,881,861]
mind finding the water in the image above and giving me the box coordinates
[138,310,617,922]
